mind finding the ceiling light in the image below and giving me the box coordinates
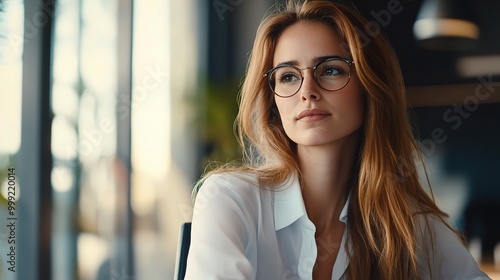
[413,0,479,50]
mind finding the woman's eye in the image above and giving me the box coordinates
[322,67,342,76]
[279,73,300,84]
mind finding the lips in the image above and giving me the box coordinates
[297,108,331,121]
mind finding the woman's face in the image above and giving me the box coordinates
[272,22,364,148]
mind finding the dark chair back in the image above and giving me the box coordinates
[174,222,192,280]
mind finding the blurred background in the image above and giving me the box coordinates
[0,0,498,279]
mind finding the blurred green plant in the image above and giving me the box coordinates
[197,79,242,173]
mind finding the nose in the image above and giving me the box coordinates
[300,69,321,101]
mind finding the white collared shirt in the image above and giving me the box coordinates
[185,172,490,280]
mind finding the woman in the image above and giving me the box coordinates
[185,0,490,279]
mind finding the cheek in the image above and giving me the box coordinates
[274,98,296,134]
[274,98,292,121]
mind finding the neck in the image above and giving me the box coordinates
[298,130,361,233]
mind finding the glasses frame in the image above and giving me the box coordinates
[263,56,354,98]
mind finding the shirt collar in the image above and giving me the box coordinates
[273,175,306,231]
[339,192,350,224]
[273,175,350,231]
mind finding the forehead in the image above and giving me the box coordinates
[273,22,348,66]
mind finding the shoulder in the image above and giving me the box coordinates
[194,171,269,215]
[414,213,464,247]
[187,171,274,279]
[415,214,490,279]
[203,171,259,189]
[198,171,261,198]
[414,213,461,253]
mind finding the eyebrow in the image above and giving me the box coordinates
[275,55,344,68]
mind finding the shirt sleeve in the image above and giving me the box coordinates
[184,175,256,280]
[418,215,491,280]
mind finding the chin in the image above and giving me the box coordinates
[291,137,337,147]
[291,129,362,148]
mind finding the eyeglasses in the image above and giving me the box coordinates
[264,57,353,98]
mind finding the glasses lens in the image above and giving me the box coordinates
[269,66,302,97]
[315,59,351,91]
